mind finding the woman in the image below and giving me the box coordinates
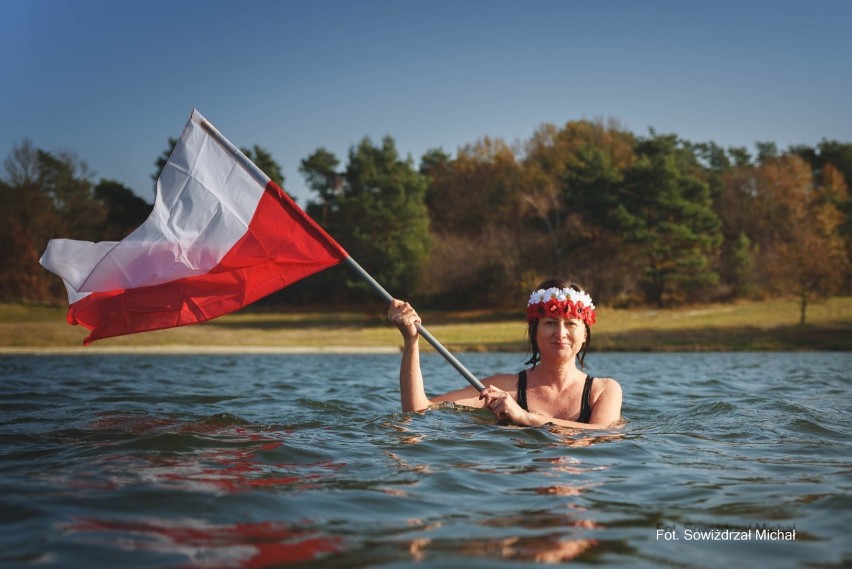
[388,279,622,429]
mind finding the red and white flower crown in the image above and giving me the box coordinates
[526,287,596,325]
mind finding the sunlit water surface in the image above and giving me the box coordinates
[1,352,850,568]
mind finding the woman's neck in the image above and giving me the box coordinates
[532,357,584,387]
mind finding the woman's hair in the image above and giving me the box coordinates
[525,278,592,369]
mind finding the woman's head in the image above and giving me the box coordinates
[525,278,595,368]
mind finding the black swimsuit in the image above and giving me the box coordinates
[516,370,595,423]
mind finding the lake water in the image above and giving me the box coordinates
[1,351,850,568]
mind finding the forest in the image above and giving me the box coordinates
[2,119,849,323]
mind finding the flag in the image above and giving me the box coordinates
[40,110,349,345]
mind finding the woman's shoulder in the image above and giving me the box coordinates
[591,375,619,385]
[590,376,622,401]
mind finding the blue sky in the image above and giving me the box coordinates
[2,0,850,205]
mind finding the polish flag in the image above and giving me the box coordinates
[40,110,348,345]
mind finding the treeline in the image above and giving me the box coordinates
[2,119,850,323]
[294,120,850,324]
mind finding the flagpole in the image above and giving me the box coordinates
[343,258,486,392]
[198,114,485,393]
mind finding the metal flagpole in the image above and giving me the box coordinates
[343,257,486,392]
[198,113,486,393]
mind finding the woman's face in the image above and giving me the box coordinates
[536,317,586,360]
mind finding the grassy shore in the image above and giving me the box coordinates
[1,297,850,353]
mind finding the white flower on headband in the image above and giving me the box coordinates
[526,286,597,324]
[528,287,595,309]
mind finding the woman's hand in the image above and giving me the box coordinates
[388,299,420,341]
[480,385,531,425]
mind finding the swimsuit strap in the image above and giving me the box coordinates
[518,371,595,422]
[578,375,595,423]
[516,370,529,411]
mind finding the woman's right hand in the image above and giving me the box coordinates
[388,299,421,340]
[480,385,528,424]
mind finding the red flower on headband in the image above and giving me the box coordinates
[526,298,596,326]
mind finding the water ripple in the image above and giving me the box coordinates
[0,352,849,568]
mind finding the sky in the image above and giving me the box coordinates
[2,0,851,206]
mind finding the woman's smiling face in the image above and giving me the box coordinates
[536,316,586,359]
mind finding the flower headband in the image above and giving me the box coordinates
[526,287,596,325]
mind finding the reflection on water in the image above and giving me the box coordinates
[1,352,849,568]
[65,518,341,567]
[408,532,597,564]
[55,413,346,496]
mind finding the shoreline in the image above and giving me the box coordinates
[0,345,401,356]
[1,344,848,356]
[3,298,850,354]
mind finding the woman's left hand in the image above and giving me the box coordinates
[480,385,529,424]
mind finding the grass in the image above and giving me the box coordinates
[0,297,850,353]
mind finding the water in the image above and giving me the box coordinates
[1,352,850,568]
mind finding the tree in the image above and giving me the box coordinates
[299,147,341,225]
[1,141,105,301]
[561,141,636,302]
[727,146,752,168]
[419,148,452,178]
[524,119,635,279]
[301,136,430,298]
[727,231,757,297]
[425,136,524,237]
[791,139,852,190]
[755,141,779,163]
[94,180,153,240]
[753,155,847,323]
[615,133,722,306]
[791,141,852,293]
[692,141,731,206]
[820,164,852,293]
[415,139,529,307]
